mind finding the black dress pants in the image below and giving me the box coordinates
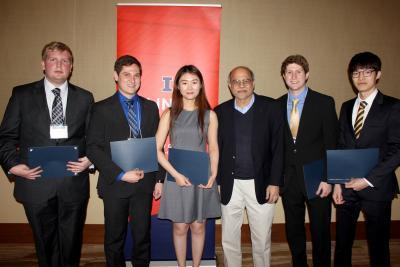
[282,166,332,267]
[103,191,153,267]
[23,196,88,267]
[334,196,392,267]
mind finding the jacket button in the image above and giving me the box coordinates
[231,171,234,175]
[293,149,297,153]
[232,155,235,159]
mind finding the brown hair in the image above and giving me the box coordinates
[114,55,142,75]
[169,65,210,135]
[41,41,73,64]
[280,54,309,75]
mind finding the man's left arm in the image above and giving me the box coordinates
[0,88,22,174]
[365,100,400,187]
[66,91,95,173]
[322,96,339,152]
[317,96,338,196]
[266,102,285,203]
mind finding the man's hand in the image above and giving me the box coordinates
[121,169,144,183]
[153,182,163,200]
[345,178,369,191]
[67,156,92,174]
[316,182,332,198]
[266,185,279,203]
[9,164,42,180]
[332,184,345,205]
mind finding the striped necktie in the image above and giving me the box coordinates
[354,101,367,139]
[126,100,140,138]
[289,98,300,139]
[51,88,64,125]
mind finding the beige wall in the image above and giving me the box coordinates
[0,0,399,224]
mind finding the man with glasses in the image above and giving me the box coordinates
[333,51,400,267]
[277,54,338,267]
[215,66,284,267]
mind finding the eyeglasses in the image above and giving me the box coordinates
[230,79,253,87]
[352,69,375,78]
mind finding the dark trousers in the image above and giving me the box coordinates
[23,196,88,267]
[334,197,392,267]
[282,166,332,267]
[103,191,153,267]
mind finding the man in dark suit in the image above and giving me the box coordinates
[215,66,284,267]
[333,52,400,267]
[0,41,94,267]
[86,55,164,267]
[278,55,338,267]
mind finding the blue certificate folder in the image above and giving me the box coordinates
[110,137,158,173]
[327,148,379,184]
[28,146,79,178]
[166,148,209,185]
[303,159,324,200]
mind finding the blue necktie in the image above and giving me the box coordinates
[126,100,140,138]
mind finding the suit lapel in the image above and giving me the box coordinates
[251,95,265,152]
[346,98,357,139]
[226,99,235,145]
[32,79,51,126]
[362,91,383,128]
[111,93,131,138]
[295,89,313,144]
[65,83,77,125]
[280,94,293,142]
[139,96,151,137]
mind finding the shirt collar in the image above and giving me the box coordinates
[118,91,139,104]
[44,77,68,94]
[288,86,308,102]
[234,94,255,112]
[356,88,378,107]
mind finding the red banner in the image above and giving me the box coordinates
[117,4,221,215]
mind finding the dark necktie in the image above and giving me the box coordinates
[51,88,64,125]
[354,101,367,139]
[126,100,140,138]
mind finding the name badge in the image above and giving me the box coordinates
[50,125,68,139]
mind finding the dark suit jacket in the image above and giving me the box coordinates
[0,79,94,204]
[215,94,284,205]
[86,92,164,198]
[338,91,400,201]
[278,89,338,191]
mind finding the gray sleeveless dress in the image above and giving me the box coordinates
[158,109,221,223]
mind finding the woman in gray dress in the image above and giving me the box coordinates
[156,65,220,267]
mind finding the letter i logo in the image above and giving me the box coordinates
[161,76,173,92]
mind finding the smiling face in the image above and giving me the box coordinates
[178,73,201,101]
[41,49,73,86]
[228,67,255,102]
[114,64,141,98]
[283,63,309,94]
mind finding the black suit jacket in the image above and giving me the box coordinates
[215,94,284,205]
[0,79,94,204]
[86,92,164,198]
[338,91,400,201]
[278,89,338,191]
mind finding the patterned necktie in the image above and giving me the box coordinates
[289,98,300,139]
[51,88,64,125]
[354,101,367,139]
[126,100,140,138]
